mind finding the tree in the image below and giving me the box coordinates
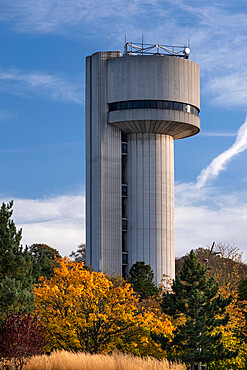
[128,261,159,300]
[0,201,34,324]
[34,258,173,354]
[29,243,61,281]
[154,250,236,370]
[69,243,86,263]
[0,313,46,370]
[239,275,247,301]
[176,244,247,288]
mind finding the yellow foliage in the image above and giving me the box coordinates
[209,264,247,369]
[34,258,173,355]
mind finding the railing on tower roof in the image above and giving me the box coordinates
[124,42,190,59]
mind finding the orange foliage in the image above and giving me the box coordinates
[210,254,247,369]
[34,258,173,355]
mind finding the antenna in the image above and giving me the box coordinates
[124,41,190,58]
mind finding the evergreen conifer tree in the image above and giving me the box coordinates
[0,201,34,324]
[29,243,61,282]
[128,261,159,299]
[153,250,236,369]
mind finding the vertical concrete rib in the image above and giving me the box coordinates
[86,51,122,275]
[127,133,174,285]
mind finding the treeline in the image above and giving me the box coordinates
[0,201,247,370]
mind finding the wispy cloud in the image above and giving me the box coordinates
[1,185,246,260]
[200,131,237,137]
[1,0,246,108]
[207,73,247,107]
[0,0,153,34]
[0,142,83,155]
[0,110,14,123]
[197,116,247,187]
[0,194,85,256]
[0,67,83,104]
[175,183,247,259]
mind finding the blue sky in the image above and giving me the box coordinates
[0,0,247,259]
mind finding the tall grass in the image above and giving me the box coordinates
[23,350,186,370]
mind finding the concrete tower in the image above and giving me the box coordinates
[86,43,200,285]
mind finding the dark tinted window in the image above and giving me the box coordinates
[122,252,128,265]
[109,101,199,116]
[122,143,127,154]
[122,219,128,230]
[162,101,169,109]
[168,101,174,109]
[122,232,127,252]
[122,185,127,197]
[157,100,163,109]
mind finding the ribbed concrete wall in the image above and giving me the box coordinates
[107,55,200,139]
[86,51,199,285]
[108,55,200,108]
[86,51,122,275]
[126,133,175,285]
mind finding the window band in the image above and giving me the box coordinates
[109,100,199,116]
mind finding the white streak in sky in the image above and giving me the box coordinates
[0,68,83,104]
[200,132,237,137]
[197,116,247,187]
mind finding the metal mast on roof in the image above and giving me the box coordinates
[124,41,190,59]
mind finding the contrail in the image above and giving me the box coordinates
[197,116,247,187]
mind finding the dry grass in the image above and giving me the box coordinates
[23,350,186,370]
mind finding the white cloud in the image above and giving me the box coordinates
[0,183,246,261]
[197,116,247,187]
[200,132,237,137]
[0,195,85,257]
[175,184,247,260]
[207,73,247,107]
[1,0,245,109]
[0,0,154,34]
[0,67,83,104]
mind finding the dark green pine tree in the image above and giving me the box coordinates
[0,201,34,325]
[128,261,159,300]
[153,250,237,370]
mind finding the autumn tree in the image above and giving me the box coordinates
[154,250,236,370]
[176,244,247,289]
[239,275,247,302]
[34,258,173,355]
[208,249,247,370]
[0,201,34,324]
[0,313,46,370]
[128,261,159,300]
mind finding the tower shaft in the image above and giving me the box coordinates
[126,134,174,284]
[86,49,200,285]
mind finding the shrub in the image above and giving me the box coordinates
[0,313,46,370]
